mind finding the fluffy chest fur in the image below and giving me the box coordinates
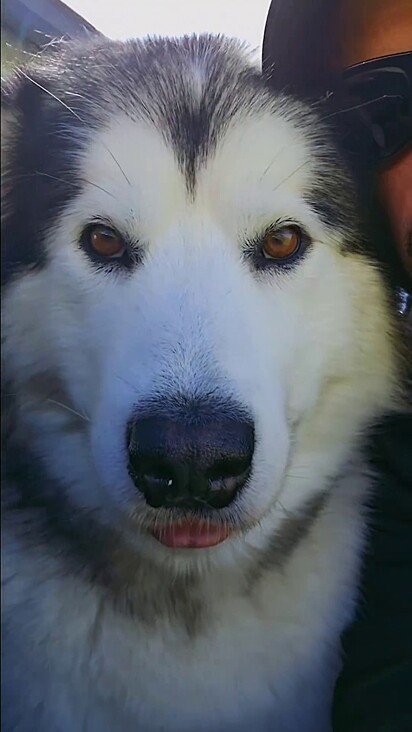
[3,466,365,732]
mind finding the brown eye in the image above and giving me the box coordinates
[262,226,302,260]
[88,225,126,258]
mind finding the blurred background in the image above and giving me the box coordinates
[1,0,271,70]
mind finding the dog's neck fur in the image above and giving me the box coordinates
[2,439,367,732]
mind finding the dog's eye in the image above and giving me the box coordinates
[261,226,302,260]
[88,225,126,258]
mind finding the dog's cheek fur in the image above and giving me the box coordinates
[285,246,398,421]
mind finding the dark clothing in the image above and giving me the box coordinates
[333,414,412,732]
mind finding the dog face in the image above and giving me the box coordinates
[1,36,399,571]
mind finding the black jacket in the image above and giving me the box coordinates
[333,414,412,732]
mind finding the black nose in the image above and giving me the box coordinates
[128,410,254,510]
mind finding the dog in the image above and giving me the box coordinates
[1,34,404,731]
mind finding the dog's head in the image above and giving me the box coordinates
[1,36,401,572]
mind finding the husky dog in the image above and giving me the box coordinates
[1,35,404,732]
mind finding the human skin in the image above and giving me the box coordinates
[340,0,412,277]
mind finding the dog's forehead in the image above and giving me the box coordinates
[54,35,316,205]
[76,109,314,234]
[60,36,266,177]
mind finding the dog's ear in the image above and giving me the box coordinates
[1,68,55,182]
[1,71,51,280]
[262,0,341,100]
[1,63,85,285]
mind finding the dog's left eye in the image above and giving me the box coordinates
[87,225,126,258]
[261,226,302,260]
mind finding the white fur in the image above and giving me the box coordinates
[2,68,398,731]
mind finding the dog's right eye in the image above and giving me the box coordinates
[86,225,126,259]
[80,223,140,270]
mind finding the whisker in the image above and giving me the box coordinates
[104,146,132,187]
[259,147,285,181]
[46,398,90,423]
[33,171,117,200]
[321,94,395,121]
[271,160,308,193]
[32,171,78,188]
[275,499,296,518]
[20,75,131,192]
[284,473,313,481]
[79,177,119,200]
[18,70,83,122]
[115,374,140,395]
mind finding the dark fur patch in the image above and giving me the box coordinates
[1,74,86,285]
[2,408,203,636]
[2,425,204,637]
[246,491,328,589]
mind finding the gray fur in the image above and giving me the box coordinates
[247,490,328,589]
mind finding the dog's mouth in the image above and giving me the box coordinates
[151,519,232,549]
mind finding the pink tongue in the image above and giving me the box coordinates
[152,522,230,549]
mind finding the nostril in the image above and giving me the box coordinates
[128,451,178,503]
[141,473,174,491]
[142,464,175,484]
[205,456,253,483]
[205,455,253,509]
[129,448,173,480]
